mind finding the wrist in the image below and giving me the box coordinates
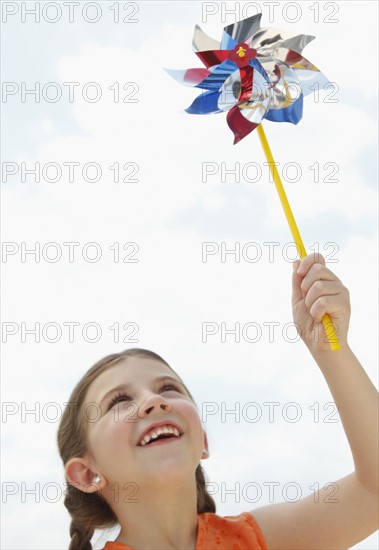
[298,317,349,356]
[307,341,354,368]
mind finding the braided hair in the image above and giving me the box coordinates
[57,348,216,549]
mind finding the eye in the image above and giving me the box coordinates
[160,382,182,393]
[108,392,131,410]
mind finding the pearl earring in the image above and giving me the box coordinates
[202,448,208,455]
[93,475,101,484]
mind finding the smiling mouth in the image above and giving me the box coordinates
[139,434,183,448]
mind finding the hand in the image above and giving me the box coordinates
[292,253,351,353]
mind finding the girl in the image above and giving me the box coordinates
[57,253,378,550]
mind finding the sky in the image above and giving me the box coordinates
[1,1,378,548]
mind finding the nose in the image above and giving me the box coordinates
[138,392,172,418]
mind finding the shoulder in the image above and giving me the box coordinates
[197,511,268,549]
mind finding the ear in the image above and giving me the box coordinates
[201,432,210,460]
[65,457,105,493]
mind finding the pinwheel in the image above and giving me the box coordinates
[167,14,340,351]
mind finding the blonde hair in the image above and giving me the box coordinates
[57,348,216,550]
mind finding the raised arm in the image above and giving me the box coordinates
[252,253,378,550]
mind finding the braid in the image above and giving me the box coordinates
[68,519,93,550]
[196,464,216,513]
[64,484,117,550]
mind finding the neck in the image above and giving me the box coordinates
[111,475,199,549]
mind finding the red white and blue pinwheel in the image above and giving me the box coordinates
[167,13,329,144]
[167,14,340,351]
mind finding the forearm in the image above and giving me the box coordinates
[310,345,379,493]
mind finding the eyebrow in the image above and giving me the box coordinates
[99,375,186,406]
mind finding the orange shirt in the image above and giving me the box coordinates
[102,511,268,550]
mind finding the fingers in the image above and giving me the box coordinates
[300,263,340,297]
[291,253,350,347]
[291,260,304,305]
[297,252,325,276]
[297,253,340,291]
[308,289,349,322]
[295,253,348,323]
[304,280,341,320]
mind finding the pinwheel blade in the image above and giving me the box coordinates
[193,24,220,52]
[223,14,262,45]
[164,68,210,87]
[185,90,223,114]
[266,94,303,124]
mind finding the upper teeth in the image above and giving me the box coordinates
[139,425,181,446]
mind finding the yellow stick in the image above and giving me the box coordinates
[257,124,340,352]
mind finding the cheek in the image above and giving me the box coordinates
[180,401,204,438]
[88,411,136,456]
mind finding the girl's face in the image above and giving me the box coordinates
[82,357,207,488]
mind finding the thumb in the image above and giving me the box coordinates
[291,260,303,306]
